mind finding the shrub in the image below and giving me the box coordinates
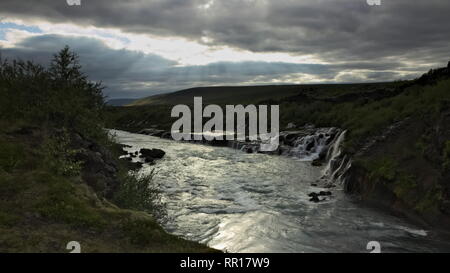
[42,129,83,176]
[0,46,106,141]
[368,157,398,182]
[113,169,165,219]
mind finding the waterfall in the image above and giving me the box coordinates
[322,130,352,184]
[286,128,338,160]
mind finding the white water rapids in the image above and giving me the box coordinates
[110,129,450,253]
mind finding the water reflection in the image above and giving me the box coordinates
[111,129,450,253]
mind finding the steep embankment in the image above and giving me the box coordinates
[0,126,214,252]
[338,65,450,229]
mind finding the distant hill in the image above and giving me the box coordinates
[128,85,302,106]
[128,83,400,106]
[106,98,138,106]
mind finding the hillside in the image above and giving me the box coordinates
[106,98,138,107]
[128,82,403,107]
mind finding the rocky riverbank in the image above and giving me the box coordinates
[0,126,214,253]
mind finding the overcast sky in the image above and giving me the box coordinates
[1,0,449,99]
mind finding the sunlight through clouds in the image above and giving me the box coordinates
[1,0,447,98]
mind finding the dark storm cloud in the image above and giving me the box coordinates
[1,1,448,97]
[0,0,449,69]
[1,34,340,98]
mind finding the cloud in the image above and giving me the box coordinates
[1,34,343,98]
[0,0,449,66]
[0,1,448,97]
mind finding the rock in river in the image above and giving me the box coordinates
[139,148,165,159]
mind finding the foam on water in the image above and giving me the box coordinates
[110,129,450,253]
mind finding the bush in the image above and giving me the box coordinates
[42,129,83,176]
[368,157,398,181]
[0,46,106,141]
[113,169,165,219]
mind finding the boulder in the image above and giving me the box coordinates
[139,148,166,159]
[309,195,320,203]
[311,159,322,166]
[306,140,315,151]
[308,191,332,202]
[119,158,143,170]
[318,146,329,161]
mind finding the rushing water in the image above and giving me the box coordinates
[111,129,450,253]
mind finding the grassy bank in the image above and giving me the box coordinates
[0,47,215,252]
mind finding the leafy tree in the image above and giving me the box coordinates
[0,46,106,140]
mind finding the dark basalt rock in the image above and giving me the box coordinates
[139,148,166,159]
[121,144,132,148]
[325,132,337,145]
[144,157,155,164]
[311,159,323,166]
[139,148,166,165]
[72,134,126,199]
[306,140,315,151]
[308,191,332,202]
[119,157,142,171]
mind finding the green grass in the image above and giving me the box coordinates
[415,186,443,215]
[0,130,214,252]
[0,140,24,173]
[0,47,215,253]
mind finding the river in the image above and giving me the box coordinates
[110,129,450,253]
